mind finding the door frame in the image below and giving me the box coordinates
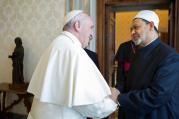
[96,0,179,85]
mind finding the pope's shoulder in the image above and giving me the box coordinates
[48,34,82,55]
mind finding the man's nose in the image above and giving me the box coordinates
[131,29,135,35]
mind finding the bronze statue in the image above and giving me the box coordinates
[9,37,24,84]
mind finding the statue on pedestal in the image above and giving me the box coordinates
[9,37,24,84]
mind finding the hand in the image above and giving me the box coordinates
[110,87,120,103]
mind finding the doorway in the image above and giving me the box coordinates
[103,1,170,86]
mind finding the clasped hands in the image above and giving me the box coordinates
[110,87,120,103]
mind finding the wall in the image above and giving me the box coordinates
[0,0,65,114]
[0,0,65,83]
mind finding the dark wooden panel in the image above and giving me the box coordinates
[106,1,169,11]
[96,0,106,76]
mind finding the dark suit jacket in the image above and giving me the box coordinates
[84,48,100,69]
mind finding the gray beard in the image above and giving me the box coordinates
[132,38,142,46]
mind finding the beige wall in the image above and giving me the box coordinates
[115,10,168,52]
[0,0,65,83]
[0,0,65,114]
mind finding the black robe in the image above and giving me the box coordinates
[115,41,137,119]
[117,39,179,119]
[115,40,137,92]
[84,48,99,69]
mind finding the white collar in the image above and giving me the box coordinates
[61,31,82,47]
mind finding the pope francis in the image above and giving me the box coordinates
[27,10,118,119]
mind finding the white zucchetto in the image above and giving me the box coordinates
[133,10,159,30]
[64,10,83,25]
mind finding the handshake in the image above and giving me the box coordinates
[110,87,120,103]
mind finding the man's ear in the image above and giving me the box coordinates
[74,21,80,31]
[149,22,155,31]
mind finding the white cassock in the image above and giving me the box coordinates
[27,31,117,119]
